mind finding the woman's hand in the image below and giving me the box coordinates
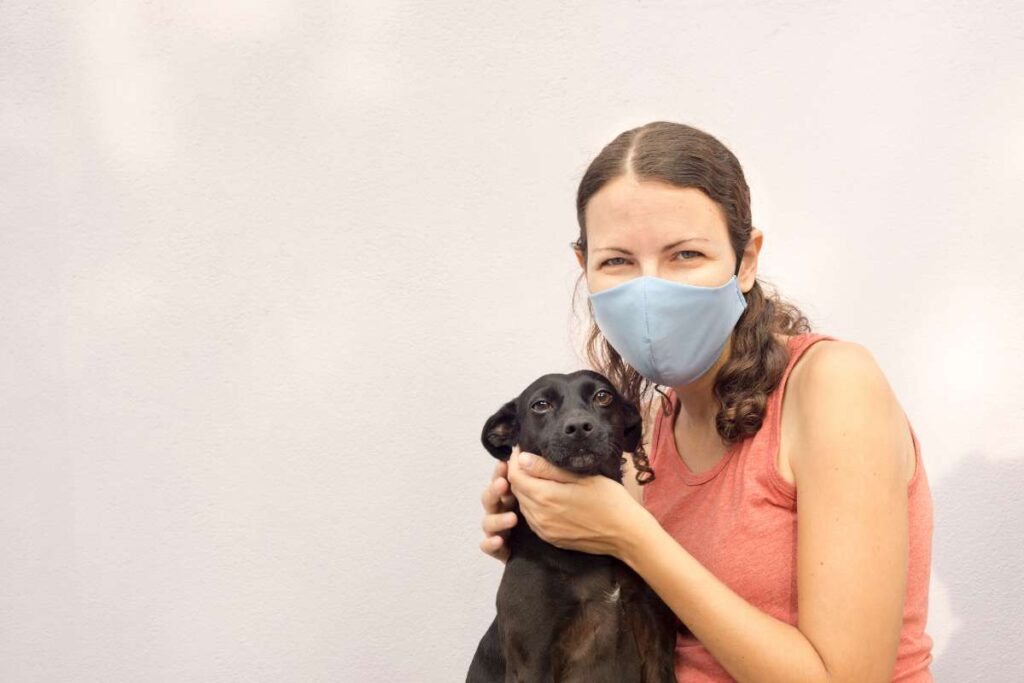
[506,445,644,558]
[479,460,518,564]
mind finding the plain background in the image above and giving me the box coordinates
[2,1,1022,681]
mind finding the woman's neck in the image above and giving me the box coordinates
[669,334,735,430]
[669,332,792,437]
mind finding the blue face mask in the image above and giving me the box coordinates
[588,274,748,387]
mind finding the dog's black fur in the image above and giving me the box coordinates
[467,370,684,682]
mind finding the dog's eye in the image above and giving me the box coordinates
[531,400,552,413]
[594,390,613,406]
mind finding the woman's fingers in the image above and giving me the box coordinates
[481,462,517,514]
[481,461,508,513]
[480,509,514,564]
[480,460,518,563]
[480,535,509,563]
[482,510,518,536]
[491,475,516,508]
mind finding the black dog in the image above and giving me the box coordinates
[467,370,682,682]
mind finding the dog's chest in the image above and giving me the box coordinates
[568,562,638,607]
[554,563,652,673]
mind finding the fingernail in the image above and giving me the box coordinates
[520,452,533,468]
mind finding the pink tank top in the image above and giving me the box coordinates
[641,333,934,682]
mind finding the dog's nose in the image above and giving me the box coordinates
[563,417,594,438]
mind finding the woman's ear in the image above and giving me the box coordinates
[481,399,519,461]
[738,228,763,293]
[572,240,590,273]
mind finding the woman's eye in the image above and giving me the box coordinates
[600,251,701,268]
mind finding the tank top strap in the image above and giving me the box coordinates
[760,332,841,501]
[769,333,841,418]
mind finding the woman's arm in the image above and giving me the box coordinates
[620,516,831,682]
[617,342,910,683]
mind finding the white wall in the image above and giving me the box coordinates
[2,1,1021,681]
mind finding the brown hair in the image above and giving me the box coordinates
[572,121,812,485]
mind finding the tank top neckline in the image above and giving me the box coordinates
[656,333,813,486]
[657,390,741,485]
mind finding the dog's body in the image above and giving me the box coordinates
[467,371,683,682]
[468,504,679,682]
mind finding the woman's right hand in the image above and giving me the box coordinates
[480,459,519,564]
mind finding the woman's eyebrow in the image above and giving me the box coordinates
[593,238,708,255]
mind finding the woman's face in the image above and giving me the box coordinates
[577,175,759,295]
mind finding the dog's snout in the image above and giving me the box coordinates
[563,416,594,438]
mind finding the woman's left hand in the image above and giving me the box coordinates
[506,445,644,558]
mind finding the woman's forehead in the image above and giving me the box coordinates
[585,178,729,246]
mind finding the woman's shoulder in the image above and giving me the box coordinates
[783,336,917,485]
[775,331,866,394]
[787,336,877,391]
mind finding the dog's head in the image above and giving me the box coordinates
[480,370,644,482]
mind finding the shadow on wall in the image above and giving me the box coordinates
[931,454,1024,681]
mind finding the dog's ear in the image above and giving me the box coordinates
[621,399,644,453]
[481,399,519,461]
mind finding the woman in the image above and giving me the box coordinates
[478,122,934,682]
